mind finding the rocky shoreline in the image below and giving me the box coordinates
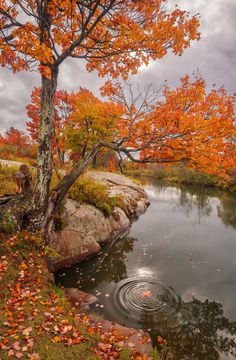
[47,171,153,356]
[48,171,150,272]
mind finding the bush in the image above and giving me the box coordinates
[68,176,122,216]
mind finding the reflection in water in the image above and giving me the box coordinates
[114,278,182,319]
[174,187,213,222]
[141,295,236,360]
[57,236,136,291]
[55,182,236,360]
[217,193,236,229]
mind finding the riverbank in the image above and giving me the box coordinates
[0,233,156,360]
[125,165,236,192]
[0,169,156,359]
[48,171,150,271]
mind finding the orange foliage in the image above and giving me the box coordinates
[66,88,123,154]
[1,127,28,148]
[26,76,236,178]
[114,76,236,178]
[26,87,72,152]
[0,1,200,79]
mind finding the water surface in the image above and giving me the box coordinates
[56,181,236,359]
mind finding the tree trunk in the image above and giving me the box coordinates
[25,67,59,230]
[43,143,102,235]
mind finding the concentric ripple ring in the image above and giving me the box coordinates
[114,277,182,320]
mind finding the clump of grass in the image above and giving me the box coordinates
[53,201,69,231]
[68,177,122,216]
[0,164,18,196]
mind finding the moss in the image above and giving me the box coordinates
[68,177,122,216]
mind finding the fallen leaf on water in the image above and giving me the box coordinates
[142,290,151,298]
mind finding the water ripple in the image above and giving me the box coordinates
[114,277,182,321]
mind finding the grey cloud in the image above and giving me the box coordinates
[0,69,40,132]
[136,0,236,93]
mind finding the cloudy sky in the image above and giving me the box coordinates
[0,0,236,133]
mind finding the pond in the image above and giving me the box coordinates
[55,180,236,360]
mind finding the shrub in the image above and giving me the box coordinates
[68,176,122,216]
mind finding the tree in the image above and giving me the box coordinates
[3,127,28,146]
[27,87,72,164]
[0,0,203,232]
[107,76,236,178]
[0,127,30,157]
[28,76,236,184]
[65,88,122,154]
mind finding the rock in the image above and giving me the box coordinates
[65,288,99,312]
[89,314,152,356]
[48,171,149,271]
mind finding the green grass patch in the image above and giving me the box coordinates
[68,176,122,216]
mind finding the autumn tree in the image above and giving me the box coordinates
[28,77,236,182]
[27,87,72,165]
[0,127,30,157]
[0,0,201,231]
[107,76,236,178]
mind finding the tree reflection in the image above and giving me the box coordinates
[56,236,136,291]
[140,293,236,360]
[153,182,236,229]
[173,186,213,222]
[217,193,236,229]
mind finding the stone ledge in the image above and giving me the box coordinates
[48,171,149,271]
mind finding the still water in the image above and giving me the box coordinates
[55,181,236,359]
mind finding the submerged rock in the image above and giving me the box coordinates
[48,171,149,271]
[65,288,99,312]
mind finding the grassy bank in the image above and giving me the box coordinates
[0,232,156,360]
[125,164,236,192]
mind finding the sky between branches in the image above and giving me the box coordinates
[0,0,235,132]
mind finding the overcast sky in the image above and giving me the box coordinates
[0,0,235,133]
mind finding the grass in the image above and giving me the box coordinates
[68,176,122,216]
[0,164,18,196]
[126,164,230,190]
